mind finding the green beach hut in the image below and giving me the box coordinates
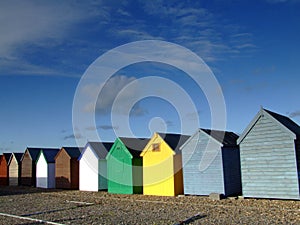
[106,137,149,194]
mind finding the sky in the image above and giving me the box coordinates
[0,0,300,152]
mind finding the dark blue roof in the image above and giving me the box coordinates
[40,149,60,163]
[62,147,82,159]
[13,153,23,164]
[87,142,114,159]
[158,133,190,154]
[201,129,239,146]
[119,137,150,158]
[25,148,42,161]
[3,153,12,162]
[265,109,300,137]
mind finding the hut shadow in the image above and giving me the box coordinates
[175,214,207,225]
[0,185,63,197]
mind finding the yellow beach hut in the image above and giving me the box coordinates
[140,132,190,196]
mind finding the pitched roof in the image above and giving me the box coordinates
[61,147,83,159]
[3,153,12,163]
[265,109,300,137]
[84,142,114,159]
[13,153,23,163]
[237,108,300,144]
[157,133,190,154]
[200,129,239,146]
[39,149,60,163]
[8,152,23,165]
[22,148,41,162]
[119,137,150,158]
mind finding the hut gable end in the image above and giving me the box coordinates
[239,108,300,200]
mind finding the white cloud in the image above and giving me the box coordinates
[82,75,147,116]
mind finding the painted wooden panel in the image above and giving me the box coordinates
[107,139,134,194]
[55,149,71,189]
[182,131,224,195]
[98,160,107,190]
[21,151,34,186]
[240,111,300,199]
[0,155,9,186]
[141,133,183,196]
[181,129,241,196]
[36,153,48,188]
[48,163,55,188]
[9,156,19,186]
[222,147,242,196]
[79,146,99,191]
[71,158,79,189]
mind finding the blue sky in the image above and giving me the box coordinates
[0,0,300,152]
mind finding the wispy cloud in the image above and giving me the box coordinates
[85,125,119,130]
[0,1,257,76]
[63,133,83,140]
[288,110,300,118]
[82,75,148,117]
[98,125,119,130]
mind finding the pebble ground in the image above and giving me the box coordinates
[0,186,299,224]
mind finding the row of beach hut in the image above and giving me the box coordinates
[0,108,299,200]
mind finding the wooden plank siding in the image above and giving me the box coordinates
[21,151,36,186]
[107,138,148,195]
[79,142,112,192]
[141,133,189,196]
[9,157,19,186]
[55,149,72,189]
[239,109,300,199]
[8,153,23,186]
[181,129,241,197]
[0,154,9,186]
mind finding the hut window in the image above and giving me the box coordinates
[152,144,160,152]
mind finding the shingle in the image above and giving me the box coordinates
[157,133,190,154]
[200,129,239,146]
[119,137,150,158]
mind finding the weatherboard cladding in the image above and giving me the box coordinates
[239,108,300,200]
[141,133,190,196]
[181,129,241,196]
[21,148,52,187]
[0,153,11,185]
[8,153,23,186]
[36,149,60,189]
[55,147,81,189]
[79,142,113,191]
[107,137,149,194]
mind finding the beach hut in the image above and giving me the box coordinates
[0,153,12,185]
[140,133,190,196]
[36,149,60,189]
[8,153,23,186]
[79,142,113,192]
[238,108,300,200]
[20,148,41,186]
[106,137,149,194]
[55,147,82,189]
[180,129,241,197]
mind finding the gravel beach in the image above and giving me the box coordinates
[0,186,299,224]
